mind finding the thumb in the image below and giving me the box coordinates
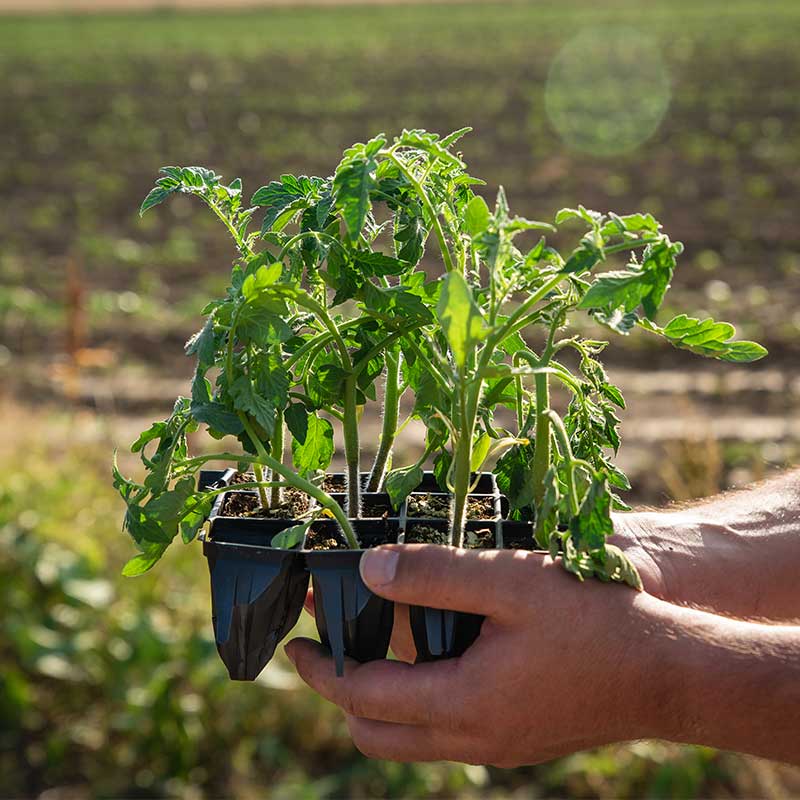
[359,543,543,621]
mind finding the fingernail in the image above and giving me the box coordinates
[360,548,399,587]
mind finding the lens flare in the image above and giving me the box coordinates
[545,26,671,156]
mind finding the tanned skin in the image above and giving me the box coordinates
[287,470,800,766]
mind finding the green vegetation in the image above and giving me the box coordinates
[119,130,762,589]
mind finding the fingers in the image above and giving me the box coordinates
[359,544,545,620]
[344,715,480,764]
[285,637,461,726]
[389,603,417,663]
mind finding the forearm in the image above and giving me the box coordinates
[614,469,800,621]
[637,596,800,763]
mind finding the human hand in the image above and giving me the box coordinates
[288,544,674,765]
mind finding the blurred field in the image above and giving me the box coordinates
[1,0,799,797]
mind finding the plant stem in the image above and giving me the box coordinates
[448,379,481,547]
[239,413,360,548]
[530,371,551,506]
[384,151,456,273]
[252,463,270,509]
[269,408,285,507]
[367,347,401,492]
[342,374,361,517]
[544,409,580,515]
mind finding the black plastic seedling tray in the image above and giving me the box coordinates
[198,469,533,680]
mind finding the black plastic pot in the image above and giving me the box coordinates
[305,519,399,677]
[199,470,309,681]
[197,469,533,679]
[401,474,534,663]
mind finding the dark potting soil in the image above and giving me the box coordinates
[321,475,347,492]
[406,493,495,520]
[405,524,499,549]
[221,488,310,519]
[361,499,391,518]
[304,525,395,551]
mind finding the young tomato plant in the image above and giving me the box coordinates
[115,131,766,592]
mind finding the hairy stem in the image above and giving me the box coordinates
[448,379,481,547]
[384,151,456,273]
[531,371,551,506]
[269,408,285,507]
[253,463,270,509]
[343,374,361,517]
[367,347,401,492]
[544,409,580,515]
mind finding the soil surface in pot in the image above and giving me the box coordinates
[360,498,391,518]
[406,525,494,548]
[304,526,394,551]
[321,475,347,492]
[406,494,494,520]
[405,524,533,550]
[221,487,310,519]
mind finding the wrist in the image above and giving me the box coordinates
[627,597,800,760]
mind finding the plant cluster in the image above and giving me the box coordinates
[115,128,766,587]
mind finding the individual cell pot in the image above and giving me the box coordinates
[200,474,309,681]
[304,519,399,677]
[402,519,488,663]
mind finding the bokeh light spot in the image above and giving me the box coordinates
[545,26,671,156]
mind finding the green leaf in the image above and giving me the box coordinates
[393,204,427,264]
[595,544,643,590]
[463,195,491,237]
[334,153,377,242]
[236,305,293,345]
[285,402,309,445]
[122,545,167,577]
[385,464,423,509]
[144,476,195,522]
[191,402,244,436]
[353,250,410,277]
[470,432,491,472]
[569,473,612,552]
[241,262,283,299]
[140,186,174,216]
[436,271,486,369]
[184,316,217,369]
[271,520,311,550]
[563,239,603,274]
[291,413,334,477]
[230,374,277,436]
[640,315,768,362]
[578,269,649,312]
[179,495,212,544]
[130,421,167,453]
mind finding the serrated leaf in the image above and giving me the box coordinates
[191,402,244,436]
[334,155,376,242]
[385,464,423,509]
[437,271,486,369]
[122,545,167,577]
[640,314,767,363]
[291,413,334,477]
[464,195,491,237]
[285,402,309,445]
[139,186,174,216]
